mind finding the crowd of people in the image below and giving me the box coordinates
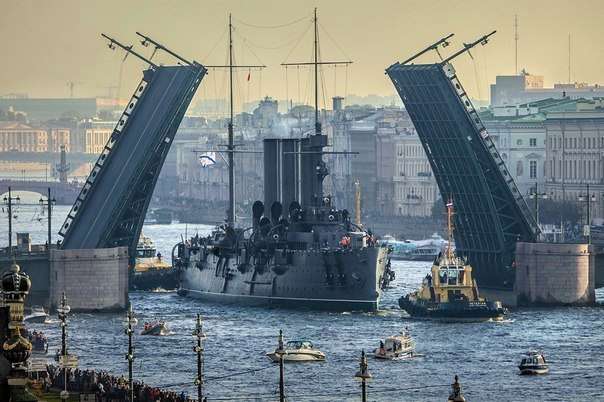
[34,365,198,402]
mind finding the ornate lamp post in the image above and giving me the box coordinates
[192,313,207,402]
[578,184,597,244]
[3,186,20,254]
[277,329,286,402]
[354,350,372,402]
[529,182,548,240]
[57,291,71,400]
[122,303,138,402]
[1,259,36,401]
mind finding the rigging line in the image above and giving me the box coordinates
[285,66,289,113]
[296,66,301,104]
[202,25,229,63]
[317,20,353,62]
[470,51,483,101]
[344,64,349,107]
[334,64,337,98]
[281,20,314,64]
[236,21,312,51]
[232,12,313,29]
[234,29,266,67]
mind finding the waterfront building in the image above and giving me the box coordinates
[543,98,604,220]
[490,71,604,107]
[70,119,113,154]
[481,98,580,196]
[0,121,70,153]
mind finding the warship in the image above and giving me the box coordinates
[173,11,391,311]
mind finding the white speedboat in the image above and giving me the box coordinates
[24,305,49,324]
[267,340,326,362]
[518,351,549,375]
[373,327,415,360]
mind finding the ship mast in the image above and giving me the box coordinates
[228,14,235,227]
[203,16,264,227]
[313,8,320,135]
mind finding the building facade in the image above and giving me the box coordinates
[544,99,604,220]
[0,122,70,153]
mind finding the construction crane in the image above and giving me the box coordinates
[67,81,84,98]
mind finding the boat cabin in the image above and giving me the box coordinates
[285,340,314,350]
[414,258,483,303]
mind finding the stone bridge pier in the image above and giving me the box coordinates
[514,242,595,306]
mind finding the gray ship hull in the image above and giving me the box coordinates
[179,246,389,311]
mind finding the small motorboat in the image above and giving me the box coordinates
[141,321,167,336]
[267,340,326,362]
[373,327,415,360]
[24,305,49,324]
[27,330,48,354]
[518,351,549,375]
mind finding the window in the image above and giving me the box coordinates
[530,160,537,178]
[529,138,537,147]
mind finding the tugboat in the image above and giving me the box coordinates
[130,232,177,291]
[173,11,390,311]
[373,327,415,360]
[398,201,507,321]
[518,351,549,375]
[24,305,49,324]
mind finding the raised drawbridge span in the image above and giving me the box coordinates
[60,34,206,258]
[387,35,538,289]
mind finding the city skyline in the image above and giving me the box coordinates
[2,0,603,108]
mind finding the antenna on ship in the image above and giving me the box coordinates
[445,199,455,261]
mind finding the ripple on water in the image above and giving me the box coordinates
[7,207,604,401]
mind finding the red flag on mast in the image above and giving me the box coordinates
[247,70,251,81]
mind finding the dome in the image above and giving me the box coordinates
[0,261,31,300]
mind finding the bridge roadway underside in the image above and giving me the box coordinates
[387,63,537,289]
[60,64,205,255]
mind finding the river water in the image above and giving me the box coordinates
[2,203,603,401]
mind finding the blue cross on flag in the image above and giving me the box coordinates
[198,152,216,167]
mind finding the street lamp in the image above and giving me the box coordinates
[3,186,20,254]
[192,313,207,402]
[529,182,548,239]
[276,329,286,402]
[122,302,138,402]
[354,350,372,402]
[39,188,57,256]
[578,184,597,244]
[57,291,71,400]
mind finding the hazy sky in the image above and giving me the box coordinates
[2,0,603,109]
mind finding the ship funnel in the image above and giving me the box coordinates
[252,200,264,231]
[270,201,283,227]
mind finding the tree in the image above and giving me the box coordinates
[538,199,581,225]
[431,198,446,220]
